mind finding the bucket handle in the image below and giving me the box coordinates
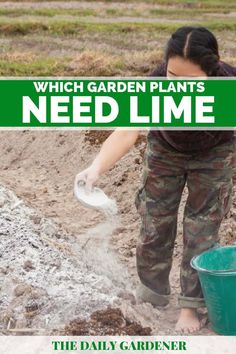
[211,243,236,273]
[191,243,236,274]
[191,258,236,274]
[209,268,236,273]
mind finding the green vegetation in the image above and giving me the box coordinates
[0,19,236,36]
[0,6,232,18]
[0,0,234,76]
[0,49,163,76]
[0,8,97,18]
[0,57,64,76]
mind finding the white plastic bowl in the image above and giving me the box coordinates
[74,181,111,210]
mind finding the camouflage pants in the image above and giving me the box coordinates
[135,134,235,308]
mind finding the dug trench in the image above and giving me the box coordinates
[0,130,235,335]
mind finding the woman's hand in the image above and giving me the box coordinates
[74,129,140,193]
[74,164,100,193]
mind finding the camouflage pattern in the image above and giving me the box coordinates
[135,132,235,308]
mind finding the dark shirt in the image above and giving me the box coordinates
[148,61,235,153]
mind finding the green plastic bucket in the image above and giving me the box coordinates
[191,245,236,335]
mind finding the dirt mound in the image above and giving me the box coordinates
[84,130,112,145]
[64,308,151,336]
[0,184,121,334]
[84,130,147,148]
[0,130,235,336]
[0,183,162,335]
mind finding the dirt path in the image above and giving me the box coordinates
[0,1,196,11]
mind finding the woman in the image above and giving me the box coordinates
[75,27,235,333]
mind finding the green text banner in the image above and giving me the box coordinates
[0,78,235,127]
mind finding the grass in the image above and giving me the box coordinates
[0,8,97,18]
[0,0,235,76]
[0,18,236,37]
[0,57,64,76]
[0,20,173,36]
[0,7,232,19]
[0,49,164,76]
[149,8,232,16]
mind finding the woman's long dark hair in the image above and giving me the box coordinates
[151,26,236,77]
[165,26,221,76]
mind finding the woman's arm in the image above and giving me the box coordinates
[75,129,140,191]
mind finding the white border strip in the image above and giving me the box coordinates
[1,336,236,354]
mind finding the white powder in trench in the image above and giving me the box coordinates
[76,194,132,290]
[0,185,134,333]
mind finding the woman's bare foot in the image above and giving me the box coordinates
[175,308,201,334]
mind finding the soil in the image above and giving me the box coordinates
[64,308,151,336]
[0,130,235,336]
[0,177,161,336]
